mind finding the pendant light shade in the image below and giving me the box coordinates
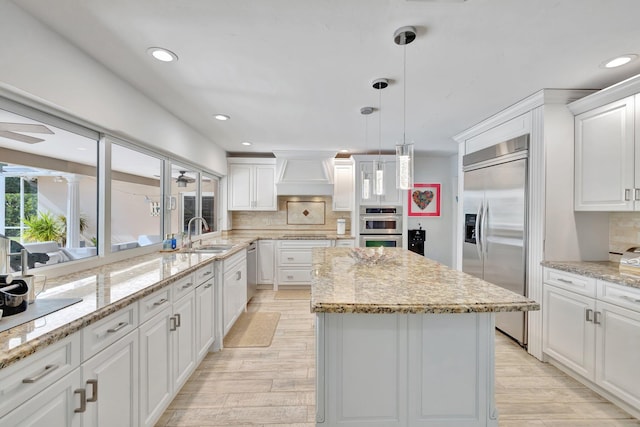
[394,26,416,190]
[360,106,374,200]
[372,78,388,196]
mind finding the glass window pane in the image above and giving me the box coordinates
[201,174,218,232]
[111,144,162,251]
[0,107,98,272]
[170,164,198,239]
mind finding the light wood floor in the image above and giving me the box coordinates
[156,290,640,426]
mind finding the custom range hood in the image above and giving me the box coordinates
[273,150,337,195]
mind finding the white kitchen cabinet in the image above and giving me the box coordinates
[354,155,402,206]
[543,268,640,417]
[228,160,277,211]
[333,160,354,211]
[257,239,275,285]
[543,283,596,379]
[138,305,173,427]
[81,329,139,427]
[195,278,215,362]
[223,250,247,336]
[276,240,331,288]
[574,95,636,211]
[172,290,196,392]
[0,368,83,427]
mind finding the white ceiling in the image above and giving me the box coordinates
[10,0,640,156]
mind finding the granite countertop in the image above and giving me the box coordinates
[311,247,540,314]
[0,236,256,370]
[226,230,355,240]
[541,260,640,289]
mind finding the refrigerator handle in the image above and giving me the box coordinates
[475,202,483,259]
[483,202,489,255]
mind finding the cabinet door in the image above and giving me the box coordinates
[595,301,640,409]
[542,285,596,379]
[254,164,277,210]
[228,163,253,210]
[574,96,635,211]
[258,240,275,285]
[0,369,82,427]
[172,292,196,391]
[82,330,139,427]
[223,260,247,336]
[195,280,215,362]
[139,306,173,427]
[333,163,354,211]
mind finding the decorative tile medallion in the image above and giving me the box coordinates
[286,201,325,225]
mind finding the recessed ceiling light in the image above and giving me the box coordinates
[242,141,252,146]
[147,47,178,62]
[214,114,230,121]
[601,54,638,68]
[340,149,349,153]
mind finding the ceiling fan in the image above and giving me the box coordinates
[0,122,54,144]
[176,170,195,187]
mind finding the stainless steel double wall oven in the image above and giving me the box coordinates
[358,206,403,247]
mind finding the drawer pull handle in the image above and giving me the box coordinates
[585,308,593,322]
[107,322,128,333]
[153,298,168,307]
[287,275,294,280]
[86,379,98,403]
[181,282,193,289]
[169,316,177,331]
[620,295,640,304]
[74,388,87,413]
[557,278,573,284]
[202,271,212,276]
[287,257,294,261]
[594,311,602,325]
[204,282,213,289]
[175,313,181,328]
[22,364,59,383]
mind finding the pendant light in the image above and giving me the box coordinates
[394,26,416,190]
[360,106,374,200]
[372,78,388,196]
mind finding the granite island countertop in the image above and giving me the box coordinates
[541,260,640,289]
[311,247,540,314]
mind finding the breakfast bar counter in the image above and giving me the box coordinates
[311,247,539,427]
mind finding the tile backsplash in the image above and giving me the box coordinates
[231,196,351,233]
[609,212,640,261]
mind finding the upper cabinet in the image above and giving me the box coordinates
[228,159,277,211]
[332,159,354,211]
[354,155,402,206]
[574,96,636,211]
[570,74,640,211]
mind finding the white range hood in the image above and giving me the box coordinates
[273,150,337,196]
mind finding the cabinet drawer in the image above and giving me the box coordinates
[335,239,355,248]
[544,268,596,297]
[279,249,312,265]
[172,274,196,302]
[278,269,312,284]
[139,286,172,324]
[278,240,332,249]
[0,333,80,418]
[82,303,138,359]
[597,280,640,313]
[195,263,214,285]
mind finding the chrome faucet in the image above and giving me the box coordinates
[186,217,210,249]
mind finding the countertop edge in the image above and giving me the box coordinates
[311,302,540,314]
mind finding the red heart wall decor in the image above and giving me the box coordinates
[412,190,434,210]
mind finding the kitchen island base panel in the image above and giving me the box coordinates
[316,312,498,427]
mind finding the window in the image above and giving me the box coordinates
[111,143,162,252]
[201,173,219,232]
[0,105,98,272]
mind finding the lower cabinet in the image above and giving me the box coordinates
[172,291,196,392]
[257,240,275,285]
[543,267,640,415]
[81,329,139,427]
[223,252,247,336]
[276,240,331,288]
[0,368,83,427]
[195,278,216,362]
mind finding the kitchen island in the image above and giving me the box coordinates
[311,247,539,427]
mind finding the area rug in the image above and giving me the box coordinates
[274,289,311,300]
[223,312,280,348]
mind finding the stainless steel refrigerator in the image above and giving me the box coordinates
[462,135,529,346]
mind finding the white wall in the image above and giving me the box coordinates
[407,154,458,267]
[0,2,227,176]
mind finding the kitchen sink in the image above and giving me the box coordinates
[182,244,234,254]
